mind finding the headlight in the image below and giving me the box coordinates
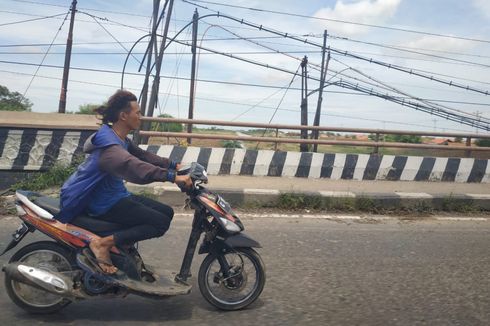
[219,217,241,233]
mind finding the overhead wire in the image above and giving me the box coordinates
[0,67,482,132]
[182,0,490,44]
[175,6,490,95]
[22,9,70,97]
[168,34,490,128]
[77,11,144,67]
[0,12,68,27]
[330,57,490,122]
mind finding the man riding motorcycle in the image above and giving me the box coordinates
[57,90,192,274]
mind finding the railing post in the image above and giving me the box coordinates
[274,128,279,151]
[465,137,472,157]
[373,132,380,154]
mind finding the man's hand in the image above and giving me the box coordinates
[175,174,192,190]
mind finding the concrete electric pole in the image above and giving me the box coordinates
[58,0,77,113]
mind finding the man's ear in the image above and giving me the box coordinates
[119,110,128,121]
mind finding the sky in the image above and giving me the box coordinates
[0,0,489,134]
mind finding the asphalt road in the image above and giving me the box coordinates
[0,212,488,326]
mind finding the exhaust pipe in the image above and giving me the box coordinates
[3,263,85,299]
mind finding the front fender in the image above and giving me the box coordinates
[224,232,261,249]
[199,232,261,255]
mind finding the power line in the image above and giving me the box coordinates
[327,34,490,60]
[23,10,70,97]
[329,36,490,69]
[0,12,67,27]
[0,62,486,107]
[0,68,482,132]
[0,58,307,89]
[334,79,490,131]
[0,9,152,30]
[332,58,490,123]
[78,11,143,66]
[153,37,490,129]
[190,12,490,95]
[1,59,489,115]
[8,0,151,18]
[182,0,490,44]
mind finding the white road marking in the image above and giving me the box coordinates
[173,213,489,221]
[243,189,280,195]
[395,192,433,198]
[319,191,356,198]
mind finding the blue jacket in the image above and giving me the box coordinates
[56,124,124,223]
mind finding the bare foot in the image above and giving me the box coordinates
[89,237,117,274]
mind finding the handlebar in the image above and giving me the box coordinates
[175,162,208,193]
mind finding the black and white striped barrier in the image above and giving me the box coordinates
[0,129,93,170]
[140,145,489,183]
[0,128,489,183]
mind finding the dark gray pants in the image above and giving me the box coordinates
[97,195,174,246]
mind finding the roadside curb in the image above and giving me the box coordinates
[125,184,490,212]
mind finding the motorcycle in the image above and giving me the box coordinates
[1,162,265,313]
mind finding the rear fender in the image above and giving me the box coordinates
[0,223,34,256]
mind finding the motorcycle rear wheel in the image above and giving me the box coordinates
[198,247,265,311]
[4,241,75,314]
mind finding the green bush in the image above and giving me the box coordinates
[222,140,242,148]
[385,134,422,143]
[475,138,490,147]
[151,113,183,132]
[11,157,84,191]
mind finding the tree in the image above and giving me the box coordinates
[151,113,183,132]
[75,103,100,114]
[0,85,32,111]
[385,134,422,144]
[368,134,421,143]
[475,138,490,147]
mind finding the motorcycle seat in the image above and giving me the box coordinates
[30,194,123,234]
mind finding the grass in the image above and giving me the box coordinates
[271,193,485,214]
[10,156,84,192]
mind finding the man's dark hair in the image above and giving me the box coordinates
[95,89,137,124]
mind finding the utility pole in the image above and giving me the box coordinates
[58,0,77,113]
[474,111,482,135]
[187,9,199,144]
[143,0,174,144]
[135,0,160,144]
[312,30,329,152]
[300,56,309,152]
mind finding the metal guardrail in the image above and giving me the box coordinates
[139,117,490,154]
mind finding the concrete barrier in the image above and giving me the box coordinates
[1,128,489,183]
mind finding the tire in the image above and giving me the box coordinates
[198,247,266,311]
[4,241,76,314]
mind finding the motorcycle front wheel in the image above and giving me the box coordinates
[198,247,265,311]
